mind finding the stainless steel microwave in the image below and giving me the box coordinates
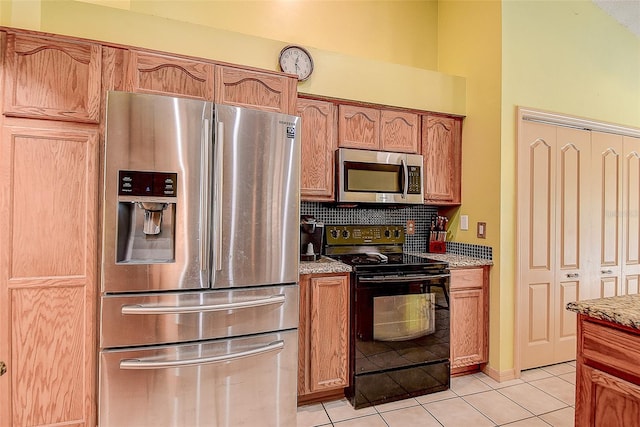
[336,148,424,204]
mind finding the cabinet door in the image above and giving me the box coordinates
[3,33,101,123]
[125,50,215,100]
[450,268,488,370]
[215,66,296,114]
[380,110,419,153]
[576,364,640,426]
[0,121,98,427]
[422,115,462,204]
[297,98,336,201]
[298,274,349,396]
[338,105,380,150]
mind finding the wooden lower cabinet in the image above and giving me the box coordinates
[450,267,489,375]
[298,273,350,404]
[575,315,640,426]
[0,119,99,426]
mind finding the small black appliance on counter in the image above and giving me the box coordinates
[300,216,324,261]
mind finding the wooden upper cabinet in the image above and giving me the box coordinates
[338,105,419,153]
[125,50,215,100]
[297,98,337,201]
[338,105,380,150]
[422,114,462,205]
[215,65,296,114]
[380,110,419,153]
[3,33,102,123]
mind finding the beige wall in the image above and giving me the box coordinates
[0,0,465,115]
[437,0,504,372]
[501,0,640,373]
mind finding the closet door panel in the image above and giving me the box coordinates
[518,121,556,369]
[592,132,623,298]
[623,136,640,295]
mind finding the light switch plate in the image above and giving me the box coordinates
[460,215,469,231]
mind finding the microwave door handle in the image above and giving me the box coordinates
[401,158,409,199]
[200,118,211,272]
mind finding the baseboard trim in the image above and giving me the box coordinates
[482,365,517,382]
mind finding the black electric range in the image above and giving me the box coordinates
[324,224,451,409]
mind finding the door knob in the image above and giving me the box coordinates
[0,361,6,376]
[566,273,580,278]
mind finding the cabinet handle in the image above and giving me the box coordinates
[566,273,580,278]
[0,361,6,376]
[601,270,613,275]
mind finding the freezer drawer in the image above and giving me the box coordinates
[99,330,297,427]
[100,284,298,348]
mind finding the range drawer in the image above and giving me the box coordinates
[100,284,298,348]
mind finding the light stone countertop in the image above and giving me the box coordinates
[566,294,640,331]
[299,256,352,275]
[409,252,494,268]
[298,252,493,275]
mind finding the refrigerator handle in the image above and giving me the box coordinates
[119,340,284,370]
[200,118,211,272]
[214,121,224,271]
[121,293,286,314]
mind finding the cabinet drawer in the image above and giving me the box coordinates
[582,319,640,384]
[450,268,484,290]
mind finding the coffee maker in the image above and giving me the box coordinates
[300,215,324,261]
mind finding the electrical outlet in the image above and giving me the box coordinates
[477,222,486,239]
[406,220,415,235]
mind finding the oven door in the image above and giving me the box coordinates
[349,275,450,408]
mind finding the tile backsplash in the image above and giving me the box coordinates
[301,202,493,260]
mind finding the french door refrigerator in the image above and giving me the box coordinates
[99,91,300,427]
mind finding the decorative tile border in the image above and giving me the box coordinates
[301,202,492,260]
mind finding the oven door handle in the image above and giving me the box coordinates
[119,340,284,370]
[358,273,450,283]
[120,294,286,315]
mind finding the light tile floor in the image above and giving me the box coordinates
[297,361,576,427]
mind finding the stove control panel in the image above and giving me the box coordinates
[325,225,405,246]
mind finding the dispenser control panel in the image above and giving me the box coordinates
[118,170,177,197]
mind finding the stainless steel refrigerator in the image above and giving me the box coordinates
[98,91,300,427]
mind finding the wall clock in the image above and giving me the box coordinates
[278,45,314,81]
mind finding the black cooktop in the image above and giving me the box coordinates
[324,225,449,273]
[332,252,440,266]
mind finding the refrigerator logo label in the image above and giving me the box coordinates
[286,126,296,139]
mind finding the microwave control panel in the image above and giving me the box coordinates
[407,166,421,194]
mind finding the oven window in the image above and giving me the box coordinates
[344,162,401,193]
[373,294,435,341]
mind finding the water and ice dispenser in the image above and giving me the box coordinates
[116,170,177,263]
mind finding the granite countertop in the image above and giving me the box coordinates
[409,252,494,268]
[299,256,352,275]
[566,294,640,331]
[298,252,493,275]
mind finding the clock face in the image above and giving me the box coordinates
[279,45,313,81]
